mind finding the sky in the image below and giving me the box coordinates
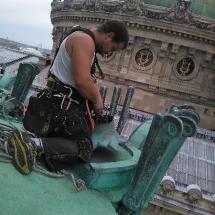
[0,0,53,49]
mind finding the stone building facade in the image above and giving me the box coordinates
[50,0,215,130]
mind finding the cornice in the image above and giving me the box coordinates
[152,193,215,215]
[51,0,215,41]
[50,11,215,46]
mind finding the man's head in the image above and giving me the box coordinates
[95,20,129,55]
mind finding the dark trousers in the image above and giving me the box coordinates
[42,98,93,172]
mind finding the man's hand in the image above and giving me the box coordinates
[92,120,126,151]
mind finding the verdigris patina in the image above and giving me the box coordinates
[0,63,199,215]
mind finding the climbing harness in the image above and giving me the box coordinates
[50,25,104,80]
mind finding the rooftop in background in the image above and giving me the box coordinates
[0,38,51,56]
[0,47,41,75]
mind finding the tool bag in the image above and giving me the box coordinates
[23,91,90,137]
[23,93,54,136]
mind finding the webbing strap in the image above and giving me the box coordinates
[50,25,104,79]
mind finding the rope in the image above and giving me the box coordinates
[0,126,86,192]
[86,99,95,132]
[33,165,86,191]
[33,165,65,178]
[61,169,86,192]
[32,165,86,192]
[0,152,12,163]
[0,143,86,191]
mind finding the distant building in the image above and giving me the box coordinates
[0,47,40,75]
[0,47,48,97]
[19,47,43,57]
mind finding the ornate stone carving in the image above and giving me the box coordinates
[160,176,176,196]
[51,0,63,12]
[132,46,156,73]
[176,57,195,76]
[166,0,192,23]
[144,10,166,19]
[173,56,199,81]
[98,52,116,62]
[135,48,153,67]
[72,0,85,10]
[83,0,97,11]
[51,0,215,34]
[186,184,202,204]
[122,0,142,15]
[101,0,121,13]
[63,0,72,9]
[192,20,209,29]
[207,23,215,32]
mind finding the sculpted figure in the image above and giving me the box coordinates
[168,0,192,22]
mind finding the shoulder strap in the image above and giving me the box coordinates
[67,25,96,43]
[50,25,104,79]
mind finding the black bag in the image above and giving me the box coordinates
[23,95,54,136]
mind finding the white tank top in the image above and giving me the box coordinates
[50,37,76,87]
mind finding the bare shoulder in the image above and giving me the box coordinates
[65,31,95,55]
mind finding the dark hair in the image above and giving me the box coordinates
[98,20,129,49]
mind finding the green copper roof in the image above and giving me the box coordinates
[1,163,117,215]
[144,0,173,8]
[144,0,215,19]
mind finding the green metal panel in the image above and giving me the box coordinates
[144,0,174,8]
[118,106,198,214]
[144,0,215,18]
[128,120,151,149]
[191,0,215,18]
[0,163,117,215]
[11,63,40,106]
[73,146,141,190]
[0,73,16,92]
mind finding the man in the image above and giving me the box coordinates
[8,20,129,174]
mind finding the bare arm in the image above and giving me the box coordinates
[65,32,103,112]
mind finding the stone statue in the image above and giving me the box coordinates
[122,0,142,15]
[83,0,97,11]
[100,0,122,13]
[167,0,192,23]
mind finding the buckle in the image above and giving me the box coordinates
[60,86,79,110]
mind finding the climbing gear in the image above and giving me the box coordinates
[86,99,95,132]
[23,72,94,170]
[46,74,84,104]
[23,94,53,136]
[7,130,36,175]
[50,25,104,79]
[23,73,87,136]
